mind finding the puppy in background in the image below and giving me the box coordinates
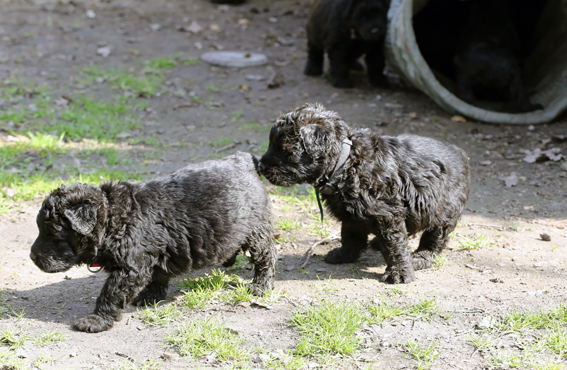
[260,104,470,284]
[30,153,276,333]
[304,0,391,88]
[454,0,542,112]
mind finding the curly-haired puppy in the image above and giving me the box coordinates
[30,153,276,333]
[454,0,542,112]
[304,0,390,88]
[260,104,470,284]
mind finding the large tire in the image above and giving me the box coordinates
[385,0,567,125]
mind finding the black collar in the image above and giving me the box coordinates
[314,138,352,221]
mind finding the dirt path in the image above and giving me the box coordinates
[1,0,566,369]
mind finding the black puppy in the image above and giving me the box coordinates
[304,0,390,88]
[454,0,542,112]
[260,104,470,284]
[30,153,276,333]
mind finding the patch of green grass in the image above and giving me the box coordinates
[33,331,66,346]
[291,300,367,356]
[405,297,439,320]
[48,95,143,141]
[259,350,306,370]
[275,217,300,231]
[207,84,221,92]
[456,234,493,250]
[81,66,164,97]
[404,339,440,370]
[0,350,26,370]
[227,255,248,271]
[530,361,567,370]
[111,358,162,370]
[182,58,198,66]
[432,254,447,269]
[367,295,404,324]
[205,137,233,148]
[493,304,567,333]
[487,351,526,369]
[34,353,64,369]
[0,329,28,350]
[143,56,178,72]
[543,325,567,358]
[166,317,248,362]
[0,168,140,214]
[239,121,268,133]
[138,303,182,327]
[231,109,243,122]
[468,333,494,352]
[176,270,240,309]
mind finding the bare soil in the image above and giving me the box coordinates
[1,0,566,369]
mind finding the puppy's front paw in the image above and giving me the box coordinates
[381,264,415,284]
[325,247,359,264]
[73,314,113,333]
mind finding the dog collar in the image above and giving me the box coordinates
[87,244,104,273]
[314,138,352,221]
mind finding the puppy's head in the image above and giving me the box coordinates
[260,103,349,187]
[347,0,390,41]
[30,183,107,273]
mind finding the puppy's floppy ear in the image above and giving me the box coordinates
[64,204,97,235]
[300,124,334,157]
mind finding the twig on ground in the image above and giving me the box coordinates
[298,231,340,270]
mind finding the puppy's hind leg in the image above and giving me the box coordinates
[374,221,415,284]
[412,220,457,271]
[131,269,169,306]
[304,41,324,76]
[244,226,277,296]
[325,221,368,264]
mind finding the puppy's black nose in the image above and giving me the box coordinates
[30,251,37,260]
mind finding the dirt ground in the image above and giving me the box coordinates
[1,0,566,369]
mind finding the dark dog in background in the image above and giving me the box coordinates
[260,103,470,284]
[454,0,542,112]
[30,153,276,333]
[304,0,391,88]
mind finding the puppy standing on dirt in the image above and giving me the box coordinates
[30,152,276,333]
[260,104,470,283]
[304,0,391,88]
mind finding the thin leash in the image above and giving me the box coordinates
[314,138,352,222]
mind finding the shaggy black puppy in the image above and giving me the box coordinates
[30,153,276,333]
[304,0,390,88]
[260,104,470,284]
[454,0,542,112]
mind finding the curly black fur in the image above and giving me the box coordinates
[454,0,542,113]
[30,152,276,333]
[304,0,390,88]
[260,103,470,284]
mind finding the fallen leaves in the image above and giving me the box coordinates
[521,148,563,163]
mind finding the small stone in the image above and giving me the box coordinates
[149,24,161,31]
[86,9,96,19]
[540,233,551,242]
[480,160,492,166]
[162,352,179,361]
[96,46,112,58]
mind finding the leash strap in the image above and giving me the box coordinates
[315,189,324,222]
